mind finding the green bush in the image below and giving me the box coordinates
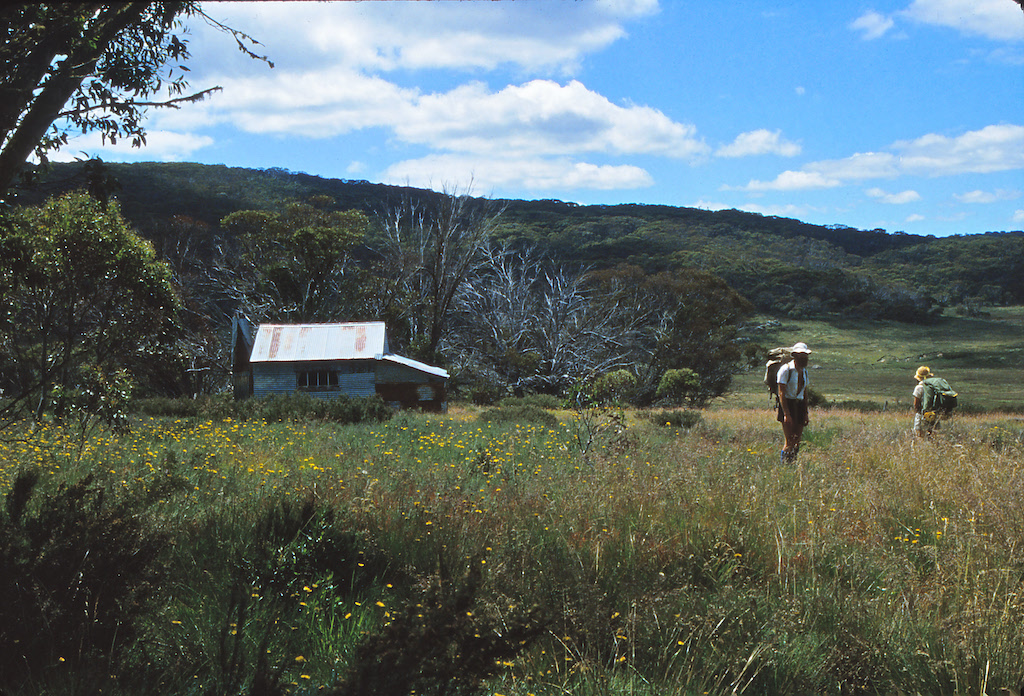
[647,408,703,429]
[479,403,559,428]
[0,471,171,688]
[132,396,202,418]
[656,368,700,405]
[805,385,829,408]
[588,369,637,405]
[469,383,505,406]
[500,393,561,410]
[133,393,394,424]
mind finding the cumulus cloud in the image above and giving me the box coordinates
[866,187,922,204]
[382,154,653,192]
[955,188,1021,203]
[715,129,801,158]
[397,80,707,159]
[902,0,1024,42]
[850,11,896,40]
[169,72,709,165]
[737,202,819,218]
[196,0,658,75]
[47,130,215,163]
[850,1,1024,43]
[1012,210,1024,223]
[732,124,1024,192]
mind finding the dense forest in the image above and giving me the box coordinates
[19,161,1024,315]
[4,161,1022,410]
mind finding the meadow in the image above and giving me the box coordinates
[724,306,1024,411]
[2,399,1024,696]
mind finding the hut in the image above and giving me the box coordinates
[231,316,449,411]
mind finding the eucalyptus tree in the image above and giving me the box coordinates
[589,264,754,406]
[0,192,180,421]
[446,243,638,395]
[373,184,505,360]
[0,2,268,198]
[215,198,369,323]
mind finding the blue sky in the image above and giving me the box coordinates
[62,0,1024,237]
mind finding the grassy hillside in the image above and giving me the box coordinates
[724,306,1024,411]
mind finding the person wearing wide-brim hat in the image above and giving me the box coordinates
[912,365,934,436]
[776,342,812,463]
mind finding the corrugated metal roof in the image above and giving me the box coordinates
[250,322,387,362]
[380,354,450,379]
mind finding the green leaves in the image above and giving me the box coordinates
[0,192,179,419]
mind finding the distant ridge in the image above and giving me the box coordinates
[16,161,1024,318]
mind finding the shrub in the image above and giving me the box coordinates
[136,393,393,424]
[656,368,700,405]
[0,471,171,688]
[469,382,505,406]
[131,396,202,418]
[647,408,703,429]
[499,393,561,410]
[805,385,829,408]
[479,403,559,428]
[588,369,637,405]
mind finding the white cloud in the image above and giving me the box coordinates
[733,124,1024,192]
[729,170,843,193]
[737,202,819,218]
[195,1,658,75]
[170,73,709,164]
[850,11,896,40]
[901,0,1024,42]
[955,188,1021,203]
[715,129,801,158]
[906,213,927,222]
[866,187,922,204]
[382,154,653,192]
[1012,209,1024,223]
[47,130,214,163]
[397,80,708,159]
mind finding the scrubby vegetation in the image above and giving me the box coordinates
[2,405,1023,695]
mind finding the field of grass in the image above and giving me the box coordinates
[2,400,1024,696]
[723,306,1024,411]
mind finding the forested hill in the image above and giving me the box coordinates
[20,161,1024,320]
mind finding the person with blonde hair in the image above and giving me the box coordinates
[912,365,935,436]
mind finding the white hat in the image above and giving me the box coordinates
[788,342,812,354]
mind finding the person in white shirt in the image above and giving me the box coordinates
[776,342,811,463]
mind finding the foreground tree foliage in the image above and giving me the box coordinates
[0,192,180,421]
[0,2,268,198]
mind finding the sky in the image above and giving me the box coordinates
[59,0,1024,237]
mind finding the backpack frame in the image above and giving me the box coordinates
[763,347,791,404]
[921,376,958,417]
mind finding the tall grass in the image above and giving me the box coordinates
[1,406,1023,694]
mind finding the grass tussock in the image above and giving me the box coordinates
[1,407,1023,695]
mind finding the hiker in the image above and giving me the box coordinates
[912,366,931,436]
[912,365,959,437]
[776,342,812,463]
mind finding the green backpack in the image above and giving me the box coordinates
[921,377,958,415]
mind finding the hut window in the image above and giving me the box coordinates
[297,370,339,389]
